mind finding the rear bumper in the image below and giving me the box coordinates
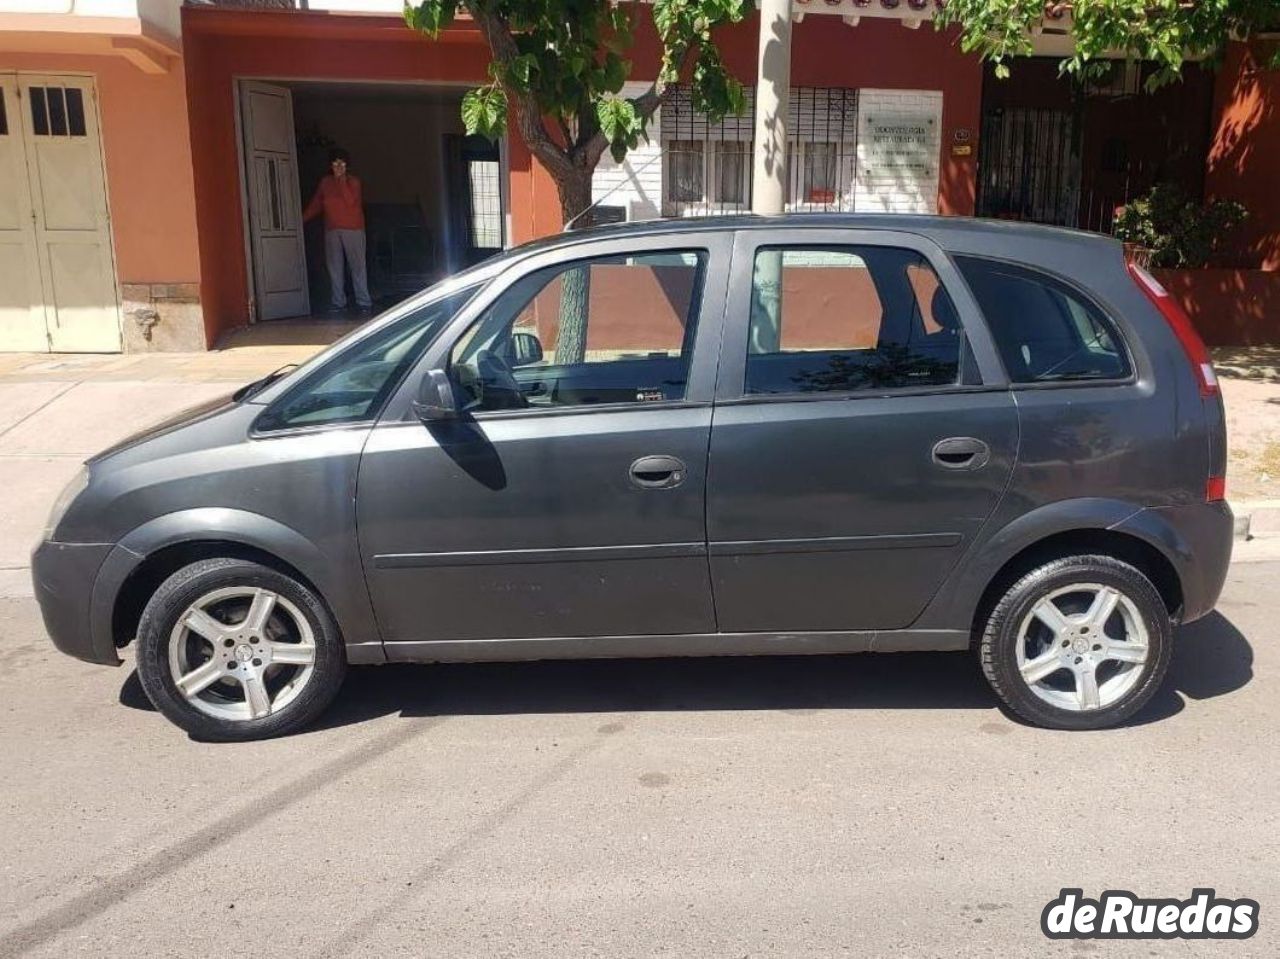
[31,540,119,666]
[1112,500,1234,624]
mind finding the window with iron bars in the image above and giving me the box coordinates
[661,87,858,216]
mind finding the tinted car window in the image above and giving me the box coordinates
[745,246,963,395]
[450,251,706,412]
[255,287,478,432]
[955,256,1130,383]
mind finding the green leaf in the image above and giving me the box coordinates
[602,54,628,93]
[461,85,508,139]
[403,0,456,38]
[597,96,638,141]
[508,53,537,87]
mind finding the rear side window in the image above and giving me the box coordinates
[745,246,965,395]
[955,257,1130,384]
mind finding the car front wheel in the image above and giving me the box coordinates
[135,558,346,741]
[979,555,1173,730]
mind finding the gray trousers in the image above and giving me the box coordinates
[324,228,371,309]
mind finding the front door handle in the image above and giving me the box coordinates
[629,455,686,490]
[932,437,991,471]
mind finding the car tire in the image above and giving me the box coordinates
[979,555,1172,730]
[135,558,346,741]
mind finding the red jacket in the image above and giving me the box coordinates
[303,174,365,231]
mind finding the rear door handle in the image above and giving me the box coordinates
[629,455,686,490]
[932,437,991,470]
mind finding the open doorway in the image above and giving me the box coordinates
[237,79,507,322]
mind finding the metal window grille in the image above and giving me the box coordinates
[467,158,502,249]
[661,86,859,216]
[976,106,1081,227]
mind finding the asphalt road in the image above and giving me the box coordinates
[1,561,1276,958]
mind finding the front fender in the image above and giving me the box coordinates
[89,507,384,662]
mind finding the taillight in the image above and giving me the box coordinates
[1127,263,1219,398]
[1206,475,1226,503]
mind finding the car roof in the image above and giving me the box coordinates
[504,213,1121,271]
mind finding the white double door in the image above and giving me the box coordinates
[0,73,121,353]
[240,80,309,320]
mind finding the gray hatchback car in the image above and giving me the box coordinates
[34,216,1232,740]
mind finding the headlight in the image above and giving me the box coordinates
[44,466,90,540]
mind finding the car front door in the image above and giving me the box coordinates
[356,232,730,654]
[706,228,1018,636]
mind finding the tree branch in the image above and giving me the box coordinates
[462,0,576,180]
[575,41,688,171]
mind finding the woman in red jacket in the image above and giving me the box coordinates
[303,148,373,314]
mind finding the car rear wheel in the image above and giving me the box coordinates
[979,555,1172,730]
[135,558,346,741]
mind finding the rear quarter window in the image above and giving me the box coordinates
[955,256,1131,384]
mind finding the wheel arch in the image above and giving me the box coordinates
[109,540,327,654]
[968,528,1183,645]
[90,508,382,661]
[923,498,1191,641]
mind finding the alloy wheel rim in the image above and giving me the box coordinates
[167,586,317,722]
[1014,583,1150,713]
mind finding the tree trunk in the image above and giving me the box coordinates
[555,165,595,230]
[553,167,595,364]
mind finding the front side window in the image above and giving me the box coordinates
[255,286,478,431]
[449,251,706,412]
[955,256,1130,383]
[745,246,963,395]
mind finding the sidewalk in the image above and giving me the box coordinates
[0,318,360,385]
[0,321,358,598]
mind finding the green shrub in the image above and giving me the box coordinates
[1113,184,1247,269]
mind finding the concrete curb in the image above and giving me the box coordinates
[1231,500,1280,541]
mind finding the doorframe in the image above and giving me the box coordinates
[232,76,503,323]
[3,70,123,352]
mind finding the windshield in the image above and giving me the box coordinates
[253,285,480,432]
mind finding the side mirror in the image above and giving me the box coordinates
[412,368,458,421]
[508,331,544,367]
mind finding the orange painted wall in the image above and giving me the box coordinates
[1205,40,1280,270]
[510,16,984,241]
[1155,268,1280,347]
[183,9,497,339]
[0,49,201,287]
[184,9,982,338]
[626,14,983,216]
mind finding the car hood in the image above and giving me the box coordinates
[86,392,240,465]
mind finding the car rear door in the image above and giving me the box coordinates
[356,231,731,653]
[706,227,1018,635]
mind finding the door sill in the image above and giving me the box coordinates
[372,629,969,664]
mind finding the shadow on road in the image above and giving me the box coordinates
[117,610,1252,733]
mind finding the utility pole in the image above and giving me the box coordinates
[750,0,792,352]
[751,0,792,216]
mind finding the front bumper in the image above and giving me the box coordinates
[32,540,119,666]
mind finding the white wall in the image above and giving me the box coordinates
[854,88,943,214]
[607,85,946,218]
[0,0,181,38]
[590,81,663,222]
